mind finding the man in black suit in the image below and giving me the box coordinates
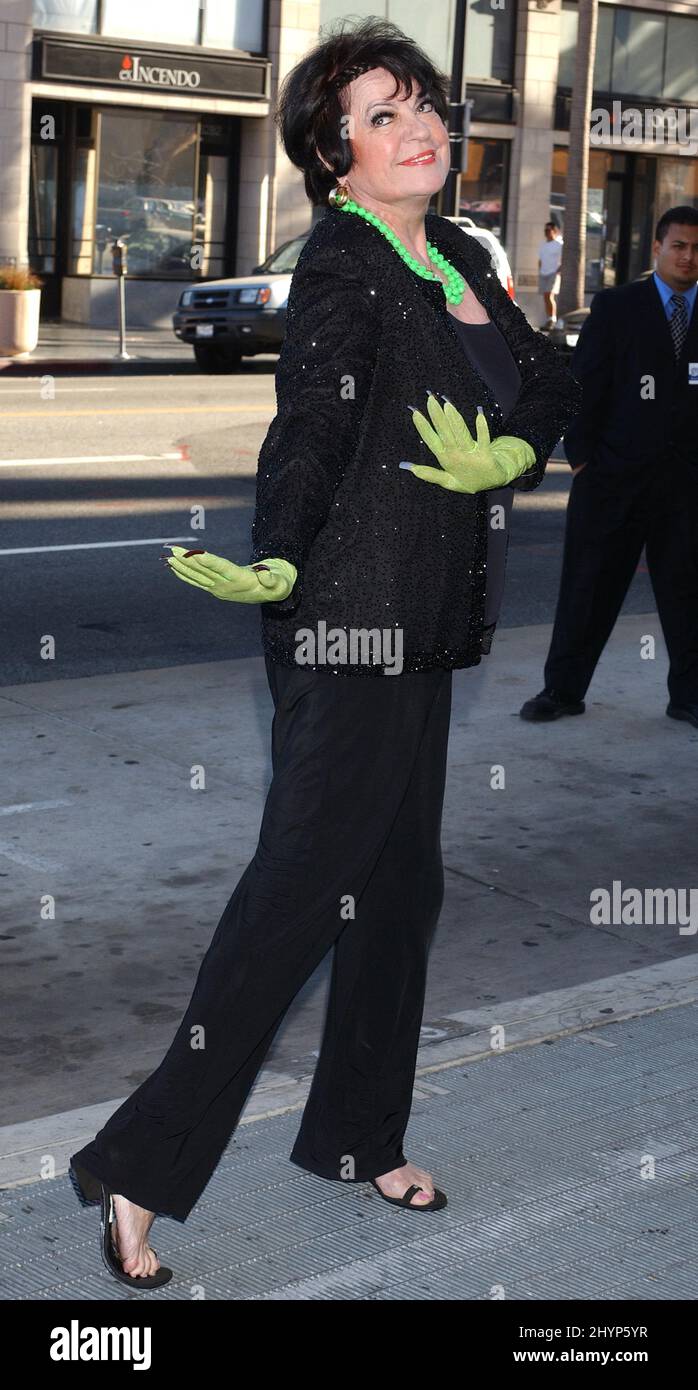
[520,205,698,728]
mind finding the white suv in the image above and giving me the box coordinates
[445,216,515,298]
[175,217,515,372]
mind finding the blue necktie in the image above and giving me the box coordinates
[668,292,688,360]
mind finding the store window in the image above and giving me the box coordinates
[319,1,453,71]
[71,142,97,276]
[665,18,698,104]
[203,0,265,54]
[65,109,233,279]
[33,0,97,32]
[551,146,613,291]
[657,156,698,214]
[28,100,65,276]
[558,3,698,102]
[195,122,231,279]
[551,145,673,290]
[558,3,613,92]
[33,0,265,52]
[459,138,509,241]
[93,111,197,276]
[319,1,515,82]
[61,107,230,278]
[612,9,665,99]
[28,143,59,272]
[464,0,515,83]
[101,0,199,46]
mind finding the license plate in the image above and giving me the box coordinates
[195,323,214,337]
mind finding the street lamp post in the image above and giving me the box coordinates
[441,0,468,218]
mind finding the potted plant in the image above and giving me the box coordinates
[0,266,43,357]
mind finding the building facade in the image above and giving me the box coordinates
[1,0,696,327]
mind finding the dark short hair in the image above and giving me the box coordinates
[655,204,698,242]
[275,16,450,206]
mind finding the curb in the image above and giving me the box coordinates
[0,356,196,376]
[2,955,696,1197]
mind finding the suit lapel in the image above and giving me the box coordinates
[681,286,698,362]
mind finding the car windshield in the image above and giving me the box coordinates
[260,236,309,273]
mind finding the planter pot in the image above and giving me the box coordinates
[0,288,41,356]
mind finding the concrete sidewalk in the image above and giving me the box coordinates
[1,612,697,1297]
[2,991,698,1300]
[0,322,263,374]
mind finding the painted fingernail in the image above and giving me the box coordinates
[426,388,435,396]
[183,549,205,557]
[251,563,270,571]
[476,404,485,414]
[442,395,454,406]
[399,462,413,470]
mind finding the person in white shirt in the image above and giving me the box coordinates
[538,222,563,327]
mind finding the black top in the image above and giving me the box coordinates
[250,208,582,675]
[448,314,521,645]
[448,314,522,419]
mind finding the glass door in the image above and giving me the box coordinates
[28,102,65,317]
[627,156,657,282]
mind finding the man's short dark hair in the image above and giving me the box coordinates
[654,205,698,242]
[275,17,450,206]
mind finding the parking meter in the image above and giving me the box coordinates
[95,226,109,274]
[111,238,130,359]
[111,238,128,276]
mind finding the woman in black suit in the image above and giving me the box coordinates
[70,18,581,1286]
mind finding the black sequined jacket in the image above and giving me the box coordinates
[250,206,582,674]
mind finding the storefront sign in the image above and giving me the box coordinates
[33,35,268,101]
[119,53,201,90]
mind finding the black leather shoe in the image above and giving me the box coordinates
[666,701,698,729]
[519,688,585,721]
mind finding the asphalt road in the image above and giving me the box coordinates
[0,366,656,685]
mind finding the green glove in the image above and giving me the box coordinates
[400,394,536,493]
[164,546,297,604]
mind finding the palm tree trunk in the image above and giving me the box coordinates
[558,0,599,317]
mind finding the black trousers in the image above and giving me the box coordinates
[544,458,698,704]
[71,656,453,1222]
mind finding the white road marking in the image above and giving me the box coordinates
[0,452,186,467]
[0,386,118,394]
[0,537,195,556]
[0,801,71,816]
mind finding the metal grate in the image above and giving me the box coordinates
[2,1004,697,1300]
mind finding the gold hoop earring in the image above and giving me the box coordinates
[328,182,350,208]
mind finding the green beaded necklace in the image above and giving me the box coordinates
[337,197,466,305]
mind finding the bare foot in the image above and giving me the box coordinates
[110,1193,161,1278]
[373,1160,435,1206]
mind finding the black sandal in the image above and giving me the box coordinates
[69,1161,173,1289]
[369,1178,448,1211]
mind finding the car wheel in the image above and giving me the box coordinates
[193,344,243,373]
